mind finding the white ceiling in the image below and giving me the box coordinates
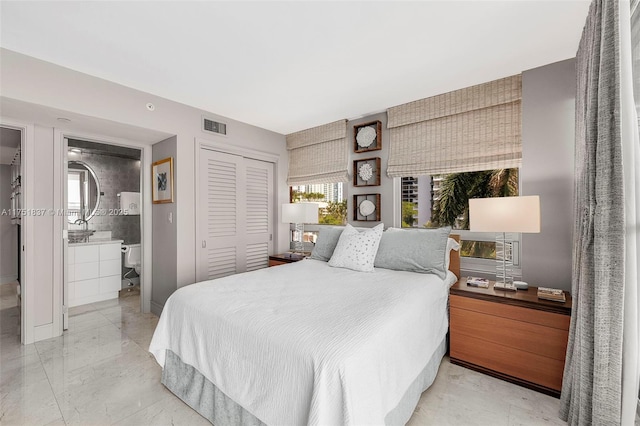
[0,1,591,135]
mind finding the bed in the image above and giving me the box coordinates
[150,229,460,426]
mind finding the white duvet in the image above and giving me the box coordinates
[149,259,454,426]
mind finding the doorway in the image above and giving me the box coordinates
[63,137,145,328]
[0,126,25,342]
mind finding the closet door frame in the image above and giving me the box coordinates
[194,138,280,282]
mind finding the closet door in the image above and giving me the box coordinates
[244,158,274,272]
[198,149,273,281]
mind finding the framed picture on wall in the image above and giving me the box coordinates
[353,157,381,187]
[353,121,382,153]
[353,193,381,221]
[152,157,174,204]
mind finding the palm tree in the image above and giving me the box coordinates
[427,168,518,259]
[430,168,519,229]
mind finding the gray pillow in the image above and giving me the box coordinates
[309,226,345,261]
[374,226,452,278]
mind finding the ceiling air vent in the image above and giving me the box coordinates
[202,117,227,136]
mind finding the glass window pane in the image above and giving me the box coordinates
[290,182,347,225]
[460,240,496,260]
[401,169,519,230]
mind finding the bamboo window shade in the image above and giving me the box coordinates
[286,119,349,186]
[386,75,522,177]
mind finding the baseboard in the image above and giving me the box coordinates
[33,323,56,342]
[150,300,164,317]
[0,274,18,285]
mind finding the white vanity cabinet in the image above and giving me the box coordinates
[68,240,123,307]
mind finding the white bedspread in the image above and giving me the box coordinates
[149,259,454,426]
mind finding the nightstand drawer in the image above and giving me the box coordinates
[450,294,570,330]
[450,334,565,392]
[268,260,289,267]
[450,307,569,360]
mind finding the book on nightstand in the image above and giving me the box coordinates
[466,277,490,288]
[537,287,566,303]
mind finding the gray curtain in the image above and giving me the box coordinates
[560,1,626,424]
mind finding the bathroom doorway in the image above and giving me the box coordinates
[63,137,144,328]
[0,126,24,340]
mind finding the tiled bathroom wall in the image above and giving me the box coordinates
[70,152,141,244]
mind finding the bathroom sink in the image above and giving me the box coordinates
[68,229,96,243]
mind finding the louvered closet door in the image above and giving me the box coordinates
[244,158,274,272]
[198,149,273,281]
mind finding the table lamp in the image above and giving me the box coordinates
[282,203,318,254]
[469,196,540,291]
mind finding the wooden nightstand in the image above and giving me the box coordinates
[449,277,572,397]
[268,253,306,267]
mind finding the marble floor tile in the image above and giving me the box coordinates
[114,391,211,426]
[0,375,64,426]
[1,283,570,426]
[508,404,567,426]
[65,309,114,333]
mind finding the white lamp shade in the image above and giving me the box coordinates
[282,203,319,224]
[469,196,540,233]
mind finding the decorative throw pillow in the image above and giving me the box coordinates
[374,226,452,278]
[309,226,345,261]
[328,223,384,272]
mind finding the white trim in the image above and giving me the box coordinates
[197,137,280,164]
[391,177,402,228]
[33,323,54,342]
[55,129,153,314]
[51,127,64,336]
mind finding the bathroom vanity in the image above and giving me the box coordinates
[68,239,123,307]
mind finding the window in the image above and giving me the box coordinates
[399,168,520,270]
[289,182,347,248]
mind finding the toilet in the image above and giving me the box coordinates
[122,243,141,275]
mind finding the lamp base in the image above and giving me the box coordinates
[493,282,518,291]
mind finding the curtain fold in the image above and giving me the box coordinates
[286,119,349,186]
[560,1,640,424]
[386,75,522,177]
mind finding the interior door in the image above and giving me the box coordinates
[197,149,274,282]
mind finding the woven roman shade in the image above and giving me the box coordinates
[286,119,349,185]
[387,75,522,177]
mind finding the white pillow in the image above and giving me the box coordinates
[328,223,384,272]
[445,237,461,270]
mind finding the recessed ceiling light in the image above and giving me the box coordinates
[57,117,71,123]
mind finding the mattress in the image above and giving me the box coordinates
[149,259,455,425]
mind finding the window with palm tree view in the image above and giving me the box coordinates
[401,169,519,260]
[290,183,347,245]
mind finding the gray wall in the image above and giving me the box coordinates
[521,59,576,291]
[0,164,18,283]
[69,151,141,244]
[151,136,177,315]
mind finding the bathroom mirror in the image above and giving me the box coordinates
[68,160,100,224]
